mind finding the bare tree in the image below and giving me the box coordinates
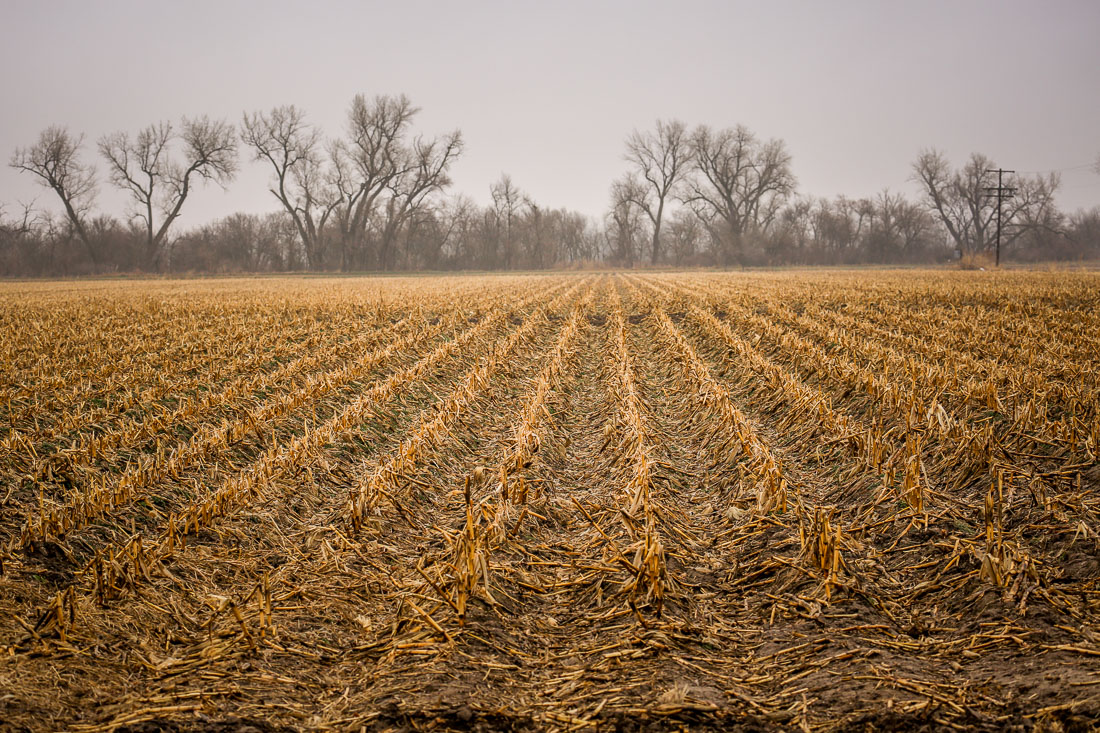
[410,195,474,269]
[1009,174,1065,258]
[686,124,796,265]
[768,198,815,264]
[913,149,1060,258]
[555,209,591,264]
[329,94,417,270]
[0,203,36,238]
[523,199,551,268]
[377,130,463,269]
[0,202,40,274]
[609,174,651,250]
[241,105,337,269]
[607,178,646,266]
[491,174,524,269]
[666,208,703,265]
[1068,208,1100,259]
[99,117,237,269]
[834,196,875,257]
[434,194,479,267]
[912,150,990,257]
[10,126,100,264]
[622,119,691,264]
[863,190,939,263]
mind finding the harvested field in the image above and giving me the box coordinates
[1,270,1099,731]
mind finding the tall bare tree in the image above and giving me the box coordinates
[99,117,237,269]
[913,150,1059,258]
[491,174,523,269]
[686,124,795,264]
[377,130,463,269]
[10,126,100,264]
[241,105,337,269]
[329,94,417,270]
[622,119,691,264]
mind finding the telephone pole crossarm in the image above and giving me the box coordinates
[984,168,1016,266]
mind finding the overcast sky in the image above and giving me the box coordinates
[2,0,1098,229]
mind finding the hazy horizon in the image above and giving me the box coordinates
[2,0,1098,229]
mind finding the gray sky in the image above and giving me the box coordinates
[2,0,1098,229]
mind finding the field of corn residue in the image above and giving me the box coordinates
[1,270,1099,732]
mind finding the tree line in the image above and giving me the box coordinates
[3,95,1098,275]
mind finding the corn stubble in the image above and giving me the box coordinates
[0,270,1098,731]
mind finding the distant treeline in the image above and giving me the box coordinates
[4,95,1098,276]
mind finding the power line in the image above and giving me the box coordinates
[1015,162,1096,175]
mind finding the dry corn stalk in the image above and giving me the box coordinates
[800,507,845,602]
[596,284,670,614]
[899,432,926,515]
[637,283,791,514]
[496,289,593,506]
[448,477,494,625]
[348,281,584,529]
[16,313,453,550]
[26,283,572,615]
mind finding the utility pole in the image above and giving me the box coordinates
[984,168,1016,266]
